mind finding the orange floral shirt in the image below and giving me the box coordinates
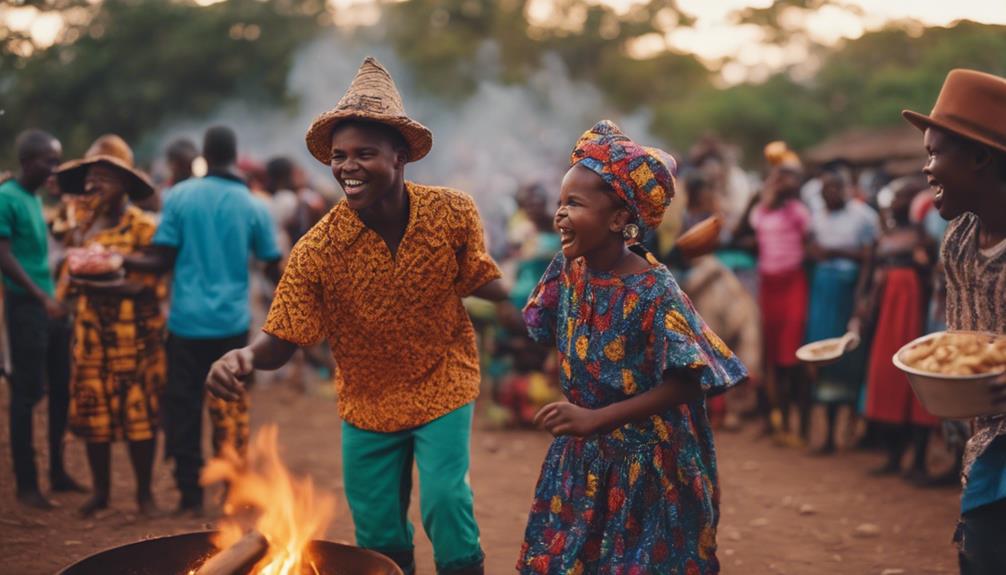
[263,182,502,431]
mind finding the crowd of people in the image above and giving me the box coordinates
[1,126,332,517]
[1,60,1004,574]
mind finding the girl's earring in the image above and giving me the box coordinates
[622,223,640,241]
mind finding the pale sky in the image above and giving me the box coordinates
[4,0,1006,83]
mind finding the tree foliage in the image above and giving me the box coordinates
[652,20,1006,163]
[1,0,323,165]
[2,0,1005,169]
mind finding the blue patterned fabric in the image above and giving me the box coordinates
[517,253,747,574]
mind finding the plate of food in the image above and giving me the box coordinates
[796,331,860,366]
[66,245,124,282]
[893,331,1006,419]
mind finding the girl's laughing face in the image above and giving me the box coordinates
[923,127,980,221]
[554,164,629,261]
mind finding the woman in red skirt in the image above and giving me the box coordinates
[750,143,812,446]
[857,178,938,481]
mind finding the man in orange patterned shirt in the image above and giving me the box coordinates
[207,58,506,575]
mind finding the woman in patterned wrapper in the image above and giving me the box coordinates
[54,135,167,517]
[516,121,747,575]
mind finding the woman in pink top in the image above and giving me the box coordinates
[750,144,812,447]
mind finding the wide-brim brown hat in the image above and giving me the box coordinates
[305,56,432,165]
[902,68,1006,155]
[56,134,155,201]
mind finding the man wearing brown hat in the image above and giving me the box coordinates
[206,57,507,575]
[903,68,1006,574]
[0,129,85,509]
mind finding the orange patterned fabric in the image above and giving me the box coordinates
[263,182,501,431]
[66,206,167,443]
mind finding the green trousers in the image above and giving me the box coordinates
[342,402,483,573]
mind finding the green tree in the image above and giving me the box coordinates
[0,0,323,166]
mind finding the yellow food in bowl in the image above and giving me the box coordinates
[900,332,1006,376]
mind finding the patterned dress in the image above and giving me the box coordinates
[68,206,167,443]
[517,254,747,575]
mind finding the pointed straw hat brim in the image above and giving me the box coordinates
[55,155,155,201]
[304,56,433,164]
[305,112,433,164]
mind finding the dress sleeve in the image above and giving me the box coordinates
[522,252,564,346]
[792,201,812,235]
[262,238,325,346]
[129,211,164,293]
[651,281,748,396]
[453,193,502,297]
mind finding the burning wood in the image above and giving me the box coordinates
[199,425,335,575]
[194,530,268,575]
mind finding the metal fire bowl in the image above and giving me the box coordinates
[57,531,404,575]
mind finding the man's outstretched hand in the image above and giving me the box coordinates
[207,347,255,401]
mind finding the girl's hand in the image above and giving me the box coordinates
[533,401,601,437]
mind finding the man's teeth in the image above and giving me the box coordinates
[344,179,364,187]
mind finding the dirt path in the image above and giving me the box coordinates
[1,385,960,574]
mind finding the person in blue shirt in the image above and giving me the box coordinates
[0,130,86,509]
[903,69,1006,574]
[128,125,280,515]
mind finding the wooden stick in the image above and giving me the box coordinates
[195,530,268,575]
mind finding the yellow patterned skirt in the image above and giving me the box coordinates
[69,293,166,443]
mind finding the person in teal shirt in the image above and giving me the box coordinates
[0,129,85,509]
[128,125,281,515]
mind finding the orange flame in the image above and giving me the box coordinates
[201,424,335,574]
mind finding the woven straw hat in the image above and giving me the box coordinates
[902,69,1006,155]
[56,134,155,200]
[305,57,433,165]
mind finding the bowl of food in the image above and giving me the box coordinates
[66,245,124,282]
[893,331,1006,419]
[797,332,860,366]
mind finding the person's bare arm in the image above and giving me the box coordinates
[263,258,282,286]
[471,278,508,302]
[206,333,299,401]
[848,243,877,334]
[534,371,703,437]
[123,244,176,274]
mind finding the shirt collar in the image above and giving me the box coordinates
[331,201,367,248]
[205,169,247,185]
[331,182,419,249]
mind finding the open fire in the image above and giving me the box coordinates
[197,425,336,575]
[58,425,401,575]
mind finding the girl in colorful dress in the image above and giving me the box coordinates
[55,135,167,517]
[517,121,747,574]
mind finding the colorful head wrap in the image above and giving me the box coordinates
[570,120,677,233]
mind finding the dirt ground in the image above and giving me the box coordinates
[1,383,961,575]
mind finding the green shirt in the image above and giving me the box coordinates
[0,179,54,297]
